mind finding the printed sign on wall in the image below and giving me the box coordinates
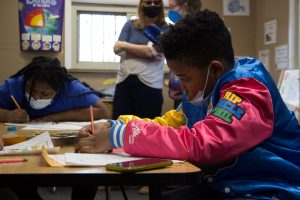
[18,0,64,52]
[223,0,250,16]
[264,20,277,45]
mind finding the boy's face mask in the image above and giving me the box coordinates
[25,92,54,110]
[188,64,211,106]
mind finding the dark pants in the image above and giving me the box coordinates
[10,187,42,200]
[161,184,225,200]
[113,75,163,119]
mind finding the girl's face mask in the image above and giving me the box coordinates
[143,6,161,18]
[25,92,55,110]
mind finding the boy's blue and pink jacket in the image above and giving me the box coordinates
[111,57,300,199]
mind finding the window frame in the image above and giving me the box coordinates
[71,3,136,71]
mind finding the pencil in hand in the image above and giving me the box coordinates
[89,105,95,135]
[10,95,21,109]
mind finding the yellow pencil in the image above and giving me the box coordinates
[10,95,21,109]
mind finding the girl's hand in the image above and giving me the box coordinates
[6,109,29,123]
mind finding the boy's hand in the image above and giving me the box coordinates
[78,122,112,138]
[7,109,29,123]
[75,127,112,153]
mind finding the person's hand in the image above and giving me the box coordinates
[153,44,161,53]
[75,127,113,153]
[78,122,112,138]
[113,41,126,54]
[6,109,29,123]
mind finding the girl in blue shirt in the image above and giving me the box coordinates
[0,56,109,122]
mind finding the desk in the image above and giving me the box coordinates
[0,126,201,199]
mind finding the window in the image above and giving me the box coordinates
[78,12,127,63]
[71,4,136,71]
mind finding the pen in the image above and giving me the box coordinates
[10,95,21,109]
[89,105,95,134]
[0,158,28,163]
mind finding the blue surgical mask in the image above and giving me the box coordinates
[188,65,211,106]
[168,10,183,23]
[25,92,54,110]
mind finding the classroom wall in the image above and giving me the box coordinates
[0,0,290,113]
[202,0,256,57]
[255,0,289,83]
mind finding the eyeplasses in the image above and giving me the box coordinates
[143,0,161,7]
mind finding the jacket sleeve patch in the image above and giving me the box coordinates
[211,91,245,123]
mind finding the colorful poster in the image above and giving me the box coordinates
[18,0,64,52]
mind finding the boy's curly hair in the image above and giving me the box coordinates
[160,9,234,68]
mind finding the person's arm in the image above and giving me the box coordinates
[100,78,273,166]
[32,99,109,122]
[114,41,160,60]
[118,107,185,128]
[76,78,274,163]
[121,78,274,164]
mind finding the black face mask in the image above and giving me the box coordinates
[143,6,161,18]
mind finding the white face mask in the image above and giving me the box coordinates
[188,65,211,106]
[25,92,54,110]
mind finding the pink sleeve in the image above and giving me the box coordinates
[123,78,274,165]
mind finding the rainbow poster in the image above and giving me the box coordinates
[18,0,64,51]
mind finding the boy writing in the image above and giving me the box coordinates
[76,10,300,199]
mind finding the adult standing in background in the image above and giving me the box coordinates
[113,0,168,120]
[168,0,202,108]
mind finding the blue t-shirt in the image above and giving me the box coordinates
[0,75,100,118]
[118,20,169,44]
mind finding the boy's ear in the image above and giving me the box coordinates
[210,61,225,80]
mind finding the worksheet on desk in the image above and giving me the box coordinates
[49,152,144,166]
[3,131,53,150]
[0,132,60,155]
[5,119,108,131]
[47,152,184,167]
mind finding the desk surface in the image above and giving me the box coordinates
[0,125,201,188]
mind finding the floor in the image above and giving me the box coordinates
[1,186,149,200]
[39,186,149,200]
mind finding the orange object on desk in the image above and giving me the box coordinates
[3,136,27,146]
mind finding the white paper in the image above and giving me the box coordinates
[64,153,144,166]
[275,44,289,70]
[3,132,53,150]
[48,152,183,167]
[279,70,299,107]
[0,132,60,155]
[223,0,250,16]
[5,119,107,131]
[264,20,277,45]
[258,49,270,71]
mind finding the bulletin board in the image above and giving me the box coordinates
[278,69,300,120]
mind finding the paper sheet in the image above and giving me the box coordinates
[5,119,108,131]
[0,132,60,155]
[45,152,144,167]
[44,151,183,167]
